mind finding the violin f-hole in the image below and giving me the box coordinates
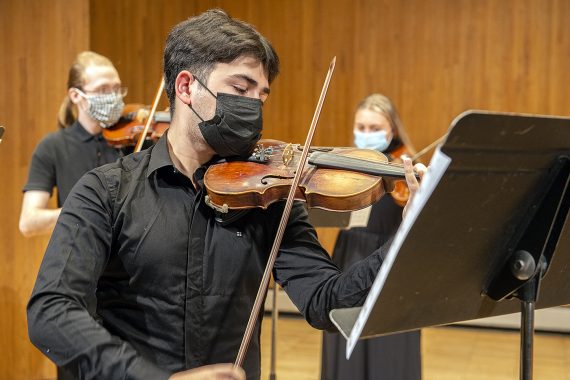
[260,174,295,185]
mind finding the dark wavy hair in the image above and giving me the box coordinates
[163,9,280,113]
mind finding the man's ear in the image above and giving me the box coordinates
[68,88,82,105]
[175,71,195,106]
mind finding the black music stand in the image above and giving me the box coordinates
[330,110,570,380]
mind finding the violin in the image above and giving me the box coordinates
[387,144,413,207]
[102,103,170,148]
[204,139,418,214]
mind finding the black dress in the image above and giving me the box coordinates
[320,191,422,380]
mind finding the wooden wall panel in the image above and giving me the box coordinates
[0,0,89,378]
[91,0,570,154]
[89,0,197,110]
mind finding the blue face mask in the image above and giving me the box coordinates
[353,130,392,152]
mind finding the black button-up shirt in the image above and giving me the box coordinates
[27,134,386,380]
[23,121,122,206]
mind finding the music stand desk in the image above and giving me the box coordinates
[330,110,570,379]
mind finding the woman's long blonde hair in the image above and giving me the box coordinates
[57,51,115,129]
[356,93,416,154]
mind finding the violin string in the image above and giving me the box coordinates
[261,132,448,167]
[259,130,447,166]
[261,145,407,168]
[307,151,415,179]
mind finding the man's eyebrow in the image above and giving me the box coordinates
[229,74,270,95]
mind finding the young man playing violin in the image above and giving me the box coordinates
[27,9,426,380]
[19,51,126,238]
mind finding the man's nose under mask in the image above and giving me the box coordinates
[189,79,263,158]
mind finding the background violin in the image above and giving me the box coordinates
[387,144,413,207]
[102,103,170,148]
[204,139,418,214]
[387,134,446,206]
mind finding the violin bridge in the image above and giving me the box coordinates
[282,143,294,166]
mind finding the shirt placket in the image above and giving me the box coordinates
[184,171,208,368]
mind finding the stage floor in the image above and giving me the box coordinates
[260,315,570,380]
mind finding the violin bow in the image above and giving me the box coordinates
[134,78,165,153]
[234,57,337,367]
[410,134,447,162]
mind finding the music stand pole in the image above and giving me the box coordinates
[520,274,537,380]
[508,252,546,380]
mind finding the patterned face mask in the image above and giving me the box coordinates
[75,89,125,128]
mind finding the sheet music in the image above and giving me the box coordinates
[346,147,452,357]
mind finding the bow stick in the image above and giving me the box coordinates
[234,57,337,367]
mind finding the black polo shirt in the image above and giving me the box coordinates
[27,134,386,379]
[23,121,122,206]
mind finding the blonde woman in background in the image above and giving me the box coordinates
[321,93,422,380]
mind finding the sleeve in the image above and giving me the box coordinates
[23,136,57,194]
[26,170,172,380]
[273,202,387,330]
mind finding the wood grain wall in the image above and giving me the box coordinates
[0,1,90,378]
[91,0,570,152]
[1,0,568,377]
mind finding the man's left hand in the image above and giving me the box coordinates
[402,156,427,219]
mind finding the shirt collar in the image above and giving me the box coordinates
[146,132,219,189]
[68,121,101,142]
[147,132,176,177]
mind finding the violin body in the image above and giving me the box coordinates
[102,103,170,147]
[204,141,394,213]
[388,144,412,207]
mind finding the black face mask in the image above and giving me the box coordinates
[189,78,263,158]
